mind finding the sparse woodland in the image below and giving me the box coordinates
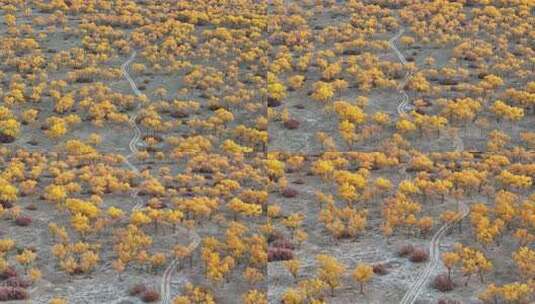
[0,0,532,303]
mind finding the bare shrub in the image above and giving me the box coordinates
[271,238,295,250]
[128,283,147,296]
[372,263,389,275]
[398,244,414,257]
[409,248,429,263]
[281,188,298,198]
[14,216,32,227]
[283,119,300,130]
[140,289,160,302]
[433,274,455,292]
[268,248,293,262]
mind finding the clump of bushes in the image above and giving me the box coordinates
[398,244,428,263]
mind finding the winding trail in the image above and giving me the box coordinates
[160,235,201,304]
[399,200,468,304]
[389,28,470,304]
[389,28,413,182]
[121,51,143,211]
[121,51,201,304]
[389,28,412,116]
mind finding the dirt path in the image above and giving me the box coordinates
[160,233,201,304]
[389,28,412,180]
[389,28,413,116]
[400,140,469,303]
[389,28,470,304]
[121,51,201,304]
[121,51,143,211]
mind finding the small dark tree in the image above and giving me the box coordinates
[433,274,454,292]
[15,216,32,227]
[128,283,147,296]
[281,188,298,198]
[398,244,414,257]
[141,289,160,302]
[409,248,429,263]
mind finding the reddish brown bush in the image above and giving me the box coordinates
[283,119,300,130]
[433,274,455,292]
[409,248,429,263]
[281,188,298,198]
[372,263,389,275]
[128,283,147,296]
[0,287,28,301]
[0,268,17,280]
[398,244,414,257]
[268,248,293,262]
[140,289,160,302]
[271,238,295,250]
[14,216,32,227]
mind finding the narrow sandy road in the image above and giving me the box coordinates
[399,200,468,304]
[388,28,412,116]
[389,28,470,304]
[121,51,201,304]
[389,28,413,180]
[160,233,201,304]
[121,51,143,211]
[398,143,469,304]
